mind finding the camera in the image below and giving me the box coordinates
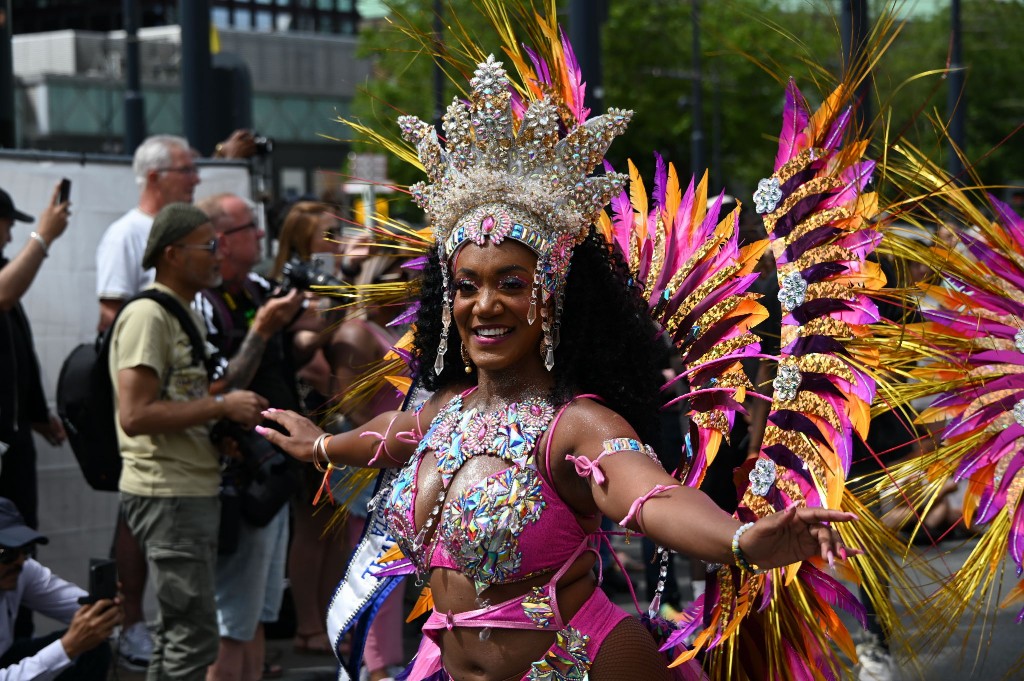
[252,133,274,155]
[279,258,342,294]
[210,418,296,527]
[211,419,280,477]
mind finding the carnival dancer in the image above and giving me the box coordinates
[257,49,857,680]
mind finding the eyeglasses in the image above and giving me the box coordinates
[0,545,29,565]
[222,221,258,237]
[158,165,200,176]
[174,239,219,254]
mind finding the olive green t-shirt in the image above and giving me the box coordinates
[110,283,220,497]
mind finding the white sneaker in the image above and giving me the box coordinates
[856,637,894,681]
[118,622,153,671]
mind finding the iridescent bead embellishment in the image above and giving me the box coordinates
[1013,399,1024,428]
[527,626,592,680]
[748,458,777,497]
[444,467,546,588]
[773,364,802,402]
[522,587,556,628]
[1014,328,1024,353]
[754,176,783,214]
[462,410,503,456]
[778,271,808,312]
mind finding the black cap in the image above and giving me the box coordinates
[0,498,47,548]
[142,203,211,269]
[0,189,34,223]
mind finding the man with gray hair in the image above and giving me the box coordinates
[96,134,201,333]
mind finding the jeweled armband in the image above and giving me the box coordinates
[567,437,660,485]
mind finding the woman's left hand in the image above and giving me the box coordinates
[739,506,860,570]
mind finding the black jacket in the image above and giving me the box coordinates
[0,257,49,439]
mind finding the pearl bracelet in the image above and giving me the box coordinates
[28,231,48,257]
[731,521,764,574]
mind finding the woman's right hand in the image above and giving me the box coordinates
[256,409,324,463]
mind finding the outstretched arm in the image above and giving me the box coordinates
[555,402,855,570]
[258,397,440,469]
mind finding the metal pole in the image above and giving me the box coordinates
[711,67,721,190]
[179,0,214,155]
[947,0,965,179]
[569,0,605,113]
[0,0,15,147]
[123,0,146,153]
[432,0,444,130]
[841,0,871,129]
[690,0,704,177]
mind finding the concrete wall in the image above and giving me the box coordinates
[0,152,250,631]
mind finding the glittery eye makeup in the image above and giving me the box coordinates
[499,276,529,290]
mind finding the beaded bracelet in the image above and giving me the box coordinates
[731,521,764,574]
[311,433,333,473]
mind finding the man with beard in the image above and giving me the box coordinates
[110,204,267,680]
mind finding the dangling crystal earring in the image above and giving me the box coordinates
[527,263,542,326]
[540,306,554,372]
[461,344,473,374]
[435,259,452,377]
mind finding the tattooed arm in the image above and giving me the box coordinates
[219,289,304,391]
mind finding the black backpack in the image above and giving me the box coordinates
[57,289,211,492]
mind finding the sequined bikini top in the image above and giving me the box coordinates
[383,390,590,592]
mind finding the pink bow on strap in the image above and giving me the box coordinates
[620,484,679,525]
[566,454,608,485]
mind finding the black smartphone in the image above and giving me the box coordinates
[78,558,117,605]
[55,178,70,204]
[56,178,71,205]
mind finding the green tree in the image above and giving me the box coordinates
[349,0,1023,221]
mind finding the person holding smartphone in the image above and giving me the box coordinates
[0,182,69,539]
[0,497,122,679]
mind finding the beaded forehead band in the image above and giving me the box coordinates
[398,55,632,375]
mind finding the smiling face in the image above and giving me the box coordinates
[452,239,545,376]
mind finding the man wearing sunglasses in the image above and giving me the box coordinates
[110,204,269,681]
[194,193,304,681]
[0,497,121,679]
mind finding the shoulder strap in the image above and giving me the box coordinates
[124,289,216,379]
[542,393,602,484]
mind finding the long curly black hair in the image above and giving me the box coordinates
[412,227,666,443]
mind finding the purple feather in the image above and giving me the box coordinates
[1012,502,1024,574]
[989,194,1024,245]
[775,78,810,170]
[801,563,868,628]
[821,106,852,152]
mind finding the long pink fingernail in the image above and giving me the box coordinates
[255,425,269,436]
[827,551,835,569]
[839,547,848,561]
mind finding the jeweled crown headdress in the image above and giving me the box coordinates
[398,54,632,374]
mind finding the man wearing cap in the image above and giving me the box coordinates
[94,133,257,672]
[110,203,268,681]
[0,497,121,680]
[0,182,70,535]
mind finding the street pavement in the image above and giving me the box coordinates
[108,535,1022,680]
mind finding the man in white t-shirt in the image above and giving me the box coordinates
[96,135,201,334]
